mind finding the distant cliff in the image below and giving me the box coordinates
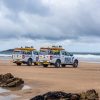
[0,49,14,54]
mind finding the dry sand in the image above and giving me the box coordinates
[0,60,100,100]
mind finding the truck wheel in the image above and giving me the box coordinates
[62,64,66,67]
[55,60,61,68]
[27,59,32,66]
[73,60,78,68]
[17,63,21,66]
[43,64,48,67]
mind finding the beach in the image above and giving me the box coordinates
[0,60,100,100]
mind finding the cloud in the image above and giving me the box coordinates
[1,0,49,15]
[0,0,100,43]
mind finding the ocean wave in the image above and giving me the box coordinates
[0,54,12,57]
[74,54,100,58]
[74,54,100,63]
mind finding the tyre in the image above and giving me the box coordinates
[17,63,21,66]
[43,64,48,68]
[62,64,66,68]
[27,59,32,66]
[73,60,78,68]
[55,60,61,68]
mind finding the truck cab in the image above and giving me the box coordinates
[12,47,38,66]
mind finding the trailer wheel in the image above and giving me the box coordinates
[43,64,48,68]
[27,59,32,66]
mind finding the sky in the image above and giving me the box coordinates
[0,0,100,52]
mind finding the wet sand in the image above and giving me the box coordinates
[0,60,100,100]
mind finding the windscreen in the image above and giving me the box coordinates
[14,50,32,55]
[39,50,49,55]
[39,50,60,55]
[33,51,38,55]
[21,51,32,55]
[13,51,21,54]
[50,50,60,55]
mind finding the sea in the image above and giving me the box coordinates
[74,54,100,63]
[0,52,100,63]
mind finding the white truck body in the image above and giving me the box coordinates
[12,49,38,66]
[39,49,78,68]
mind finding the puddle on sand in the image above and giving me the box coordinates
[22,85,31,90]
[0,85,31,100]
[0,85,31,93]
[0,94,20,100]
[0,88,10,93]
